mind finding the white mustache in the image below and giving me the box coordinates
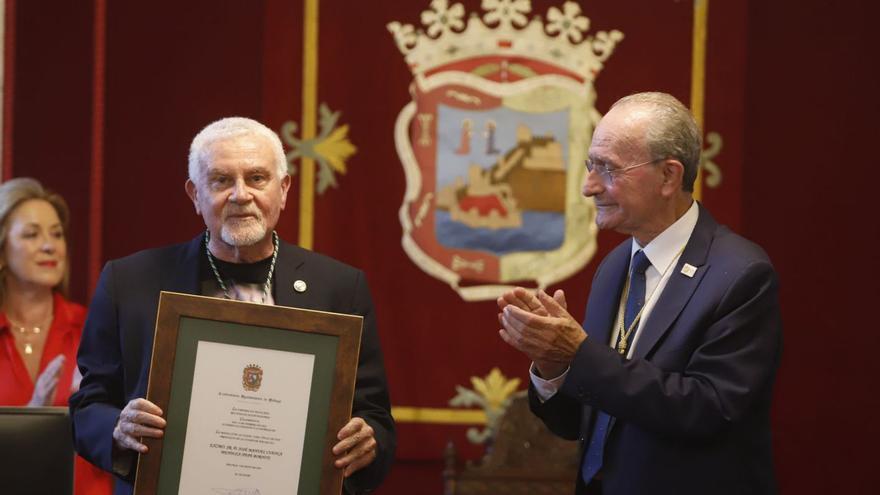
[223,205,262,220]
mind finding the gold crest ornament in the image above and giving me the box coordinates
[449,367,522,444]
[389,1,623,300]
[242,364,264,392]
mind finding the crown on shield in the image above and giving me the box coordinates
[387,0,623,81]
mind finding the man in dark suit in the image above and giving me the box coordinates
[497,92,781,494]
[69,117,395,494]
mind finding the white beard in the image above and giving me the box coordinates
[220,217,267,246]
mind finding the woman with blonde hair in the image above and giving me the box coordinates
[0,177,111,494]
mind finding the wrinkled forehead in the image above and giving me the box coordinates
[199,133,274,170]
[589,107,651,161]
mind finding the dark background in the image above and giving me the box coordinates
[4,0,878,492]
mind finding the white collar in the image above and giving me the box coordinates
[631,200,699,271]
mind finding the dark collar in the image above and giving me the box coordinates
[169,233,309,305]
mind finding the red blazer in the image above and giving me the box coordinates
[0,292,112,495]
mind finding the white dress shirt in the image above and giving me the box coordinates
[531,201,699,400]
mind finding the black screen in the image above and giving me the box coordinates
[0,407,73,495]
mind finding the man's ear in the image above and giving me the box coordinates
[661,159,685,197]
[279,174,292,210]
[185,179,201,214]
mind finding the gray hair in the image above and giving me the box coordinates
[611,92,702,192]
[188,117,288,185]
[0,177,70,304]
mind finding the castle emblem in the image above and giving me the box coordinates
[242,364,263,392]
[389,1,623,300]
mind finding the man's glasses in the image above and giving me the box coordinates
[585,158,662,185]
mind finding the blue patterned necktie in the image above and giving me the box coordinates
[581,249,652,484]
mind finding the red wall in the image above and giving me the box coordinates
[4,0,877,492]
[6,0,94,300]
[743,1,879,493]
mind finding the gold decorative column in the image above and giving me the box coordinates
[691,0,708,201]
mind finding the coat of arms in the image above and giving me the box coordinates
[242,364,263,392]
[389,1,623,300]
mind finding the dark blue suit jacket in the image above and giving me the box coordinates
[69,235,395,495]
[530,205,782,495]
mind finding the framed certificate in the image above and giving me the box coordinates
[134,291,363,495]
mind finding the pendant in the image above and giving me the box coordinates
[24,343,33,355]
[617,340,627,355]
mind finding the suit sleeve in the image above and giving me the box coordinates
[561,260,782,439]
[69,262,133,478]
[528,251,618,443]
[528,380,583,441]
[344,270,396,493]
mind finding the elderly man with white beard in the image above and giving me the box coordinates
[69,117,395,495]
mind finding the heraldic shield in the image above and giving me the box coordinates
[389,1,623,300]
[242,364,263,392]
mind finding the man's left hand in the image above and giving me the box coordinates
[498,288,587,377]
[332,417,376,477]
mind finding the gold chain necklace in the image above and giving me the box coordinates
[7,315,52,355]
[614,246,686,356]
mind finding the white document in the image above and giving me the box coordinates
[177,340,315,495]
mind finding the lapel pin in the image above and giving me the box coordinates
[680,263,697,278]
[293,280,308,293]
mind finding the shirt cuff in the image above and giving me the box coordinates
[529,363,569,402]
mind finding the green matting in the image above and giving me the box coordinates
[156,316,339,494]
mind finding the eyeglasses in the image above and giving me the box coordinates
[585,158,662,185]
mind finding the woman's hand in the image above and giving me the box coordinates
[28,354,65,407]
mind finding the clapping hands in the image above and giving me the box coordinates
[497,287,586,379]
[28,354,65,407]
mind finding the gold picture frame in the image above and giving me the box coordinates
[134,291,363,494]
